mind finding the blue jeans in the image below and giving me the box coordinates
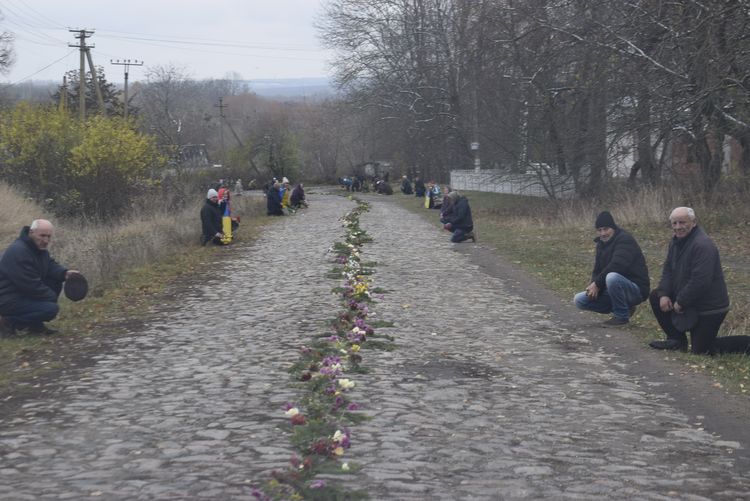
[4,297,59,329]
[3,278,62,329]
[574,272,643,320]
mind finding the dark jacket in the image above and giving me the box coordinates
[0,227,67,314]
[414,179,426,197]
[200,199,223,245]
[266,187,283,216]
[401,179,413,194]
[290,184,305,206]
[445,196,473,232]
[591,227,650,300]
[655,225,729,314]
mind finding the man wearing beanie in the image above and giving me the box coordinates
[573,211,650,326]
[200,188,224,245]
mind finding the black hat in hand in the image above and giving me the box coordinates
[64,273,88,302]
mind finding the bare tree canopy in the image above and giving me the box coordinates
[319,0,750,193]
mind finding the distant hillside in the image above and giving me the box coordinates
[245,77,335,99]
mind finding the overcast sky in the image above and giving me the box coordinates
[0,0,333,84]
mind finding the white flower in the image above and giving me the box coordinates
[338,378,355,390]
[333,430,346,442]
[341,462,350,471]
[284,407,300,417]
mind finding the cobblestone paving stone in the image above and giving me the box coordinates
[0,194,354,500]
[0,192,749,500]
[347,195,750,500]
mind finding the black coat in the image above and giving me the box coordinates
[0,227,67,314]
[414,180,426,197]
[591,227,650,300]
[290,185,305,206]
[655,225,729,313]
[200,199,223,244]
[445,197,473,232]
[266,188,283,216]
[401,179,413,194]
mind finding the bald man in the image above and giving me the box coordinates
[649,207,750,354]
[0,219,80,336]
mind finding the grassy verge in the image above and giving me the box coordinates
[0,194,273,396]
[392,190,750,396]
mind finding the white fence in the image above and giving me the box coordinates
[450,169,576,198]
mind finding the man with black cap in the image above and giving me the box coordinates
[573,211,650,326]
[0,219,82,336]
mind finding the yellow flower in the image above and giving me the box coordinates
[333,446,345,456]
[350,344,361,352]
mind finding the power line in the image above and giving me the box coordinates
[95,30,321,52]
[9,50,75,84]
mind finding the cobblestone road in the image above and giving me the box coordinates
[1,192,749,500]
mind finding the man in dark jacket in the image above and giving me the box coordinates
[0,219,79,336]
[200,189,224,245]
[574,211,650,326]
[443,191,475,243]
[400,176,413,195]
[266,182,284,216]
[649,207,749,354]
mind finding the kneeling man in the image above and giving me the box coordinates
[649,207,750,354]
[0,219,80,336]
[574,211,650,326]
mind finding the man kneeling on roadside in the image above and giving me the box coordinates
[442,191,475,243]
[0,219,80,336]
[574,211,650,326]
[649,207,750,354]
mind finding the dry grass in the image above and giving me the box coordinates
[0,182,267,292]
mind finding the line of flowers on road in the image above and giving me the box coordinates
[252,198,394,500]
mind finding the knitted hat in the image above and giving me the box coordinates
[447,191,460,200]
[207,189,219,199]
[595,211,616,229]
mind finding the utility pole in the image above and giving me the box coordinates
[59,75,67,112]
[69,29,94,121]
[215,97,227,166]
[111,59,143,120]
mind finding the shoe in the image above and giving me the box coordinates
[602,317,629,326]
[27,324,59,336]
[0,317,16,337]
[649,339,688,352]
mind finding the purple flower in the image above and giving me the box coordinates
[347,402,360,411]
[310,480,327,489]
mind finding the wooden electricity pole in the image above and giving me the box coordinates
[69,28,105,120]
[111,59,143,120]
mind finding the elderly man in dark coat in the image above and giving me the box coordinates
[443,191,475,243]
[200,188,224,245]
[0,219,79,336]
[649,207,750,354]
[573,211,650,326]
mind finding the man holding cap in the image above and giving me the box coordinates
[0,219,82,336]
[648,206,750,353]
[573,211,650,326]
